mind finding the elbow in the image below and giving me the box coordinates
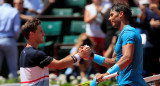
[128,59,132,64]
[126,56,133,64]
[123,53,133,64]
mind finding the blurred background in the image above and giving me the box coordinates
[0,0,160,85]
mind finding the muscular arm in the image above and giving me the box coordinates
[103,51,116,68]
[47,55,74,70]
[89,51,116,68]
[116,43,134,70]
[47,46,91,70]
[96,44,134,82]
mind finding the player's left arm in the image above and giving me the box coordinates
[96,44,134,82]
[106,31,136,74]
[116,43,134,70]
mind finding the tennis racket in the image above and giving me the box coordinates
[77,72,119,86]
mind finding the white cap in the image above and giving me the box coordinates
[139,0,149,5]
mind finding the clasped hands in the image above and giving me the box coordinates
[77,45,110,84]
[77,45,92,60]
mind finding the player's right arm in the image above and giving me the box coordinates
[47,46,91,70]
[78,45,116,68]
[47,55,75,70]
[88,51,116,68]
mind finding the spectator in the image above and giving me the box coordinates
[0,0,21,79]
[84,0,105,56]
[0,0,2,5]
[84,0,106,73]
[115,0,138,7]
[101,0,112,14]
[13,0,33,25]
[101,8,118,53]
[23,0,44,16]
[138,0,160,76]
[103,35,118,58]
[43,0,55,7]
[101,0,118,53]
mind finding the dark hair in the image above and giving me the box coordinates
[82,38,92,46]
[111,2,132,20]
[22,18,41,39]
[4,0,13,4]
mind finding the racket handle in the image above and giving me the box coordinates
[102,72,119,80]
[77,72,119,86]
[96,72,119,85]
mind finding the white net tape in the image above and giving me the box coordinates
[144,74,160,86]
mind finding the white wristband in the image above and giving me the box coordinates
[74,54,80,60]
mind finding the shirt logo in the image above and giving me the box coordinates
[40,56,50,64]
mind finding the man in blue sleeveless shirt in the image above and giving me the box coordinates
[80,2,147,86]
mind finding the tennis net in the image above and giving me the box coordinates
[112,74,160,86]
[144,74,160,86]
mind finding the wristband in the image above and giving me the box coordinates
[71,56,77,63]
[74,54,80,60]
[107,64,121,74]
[93,54,105,65]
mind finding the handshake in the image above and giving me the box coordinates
[77,45,94,60]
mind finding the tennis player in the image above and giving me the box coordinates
[19,18,90,86]
[80,2,147,86]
